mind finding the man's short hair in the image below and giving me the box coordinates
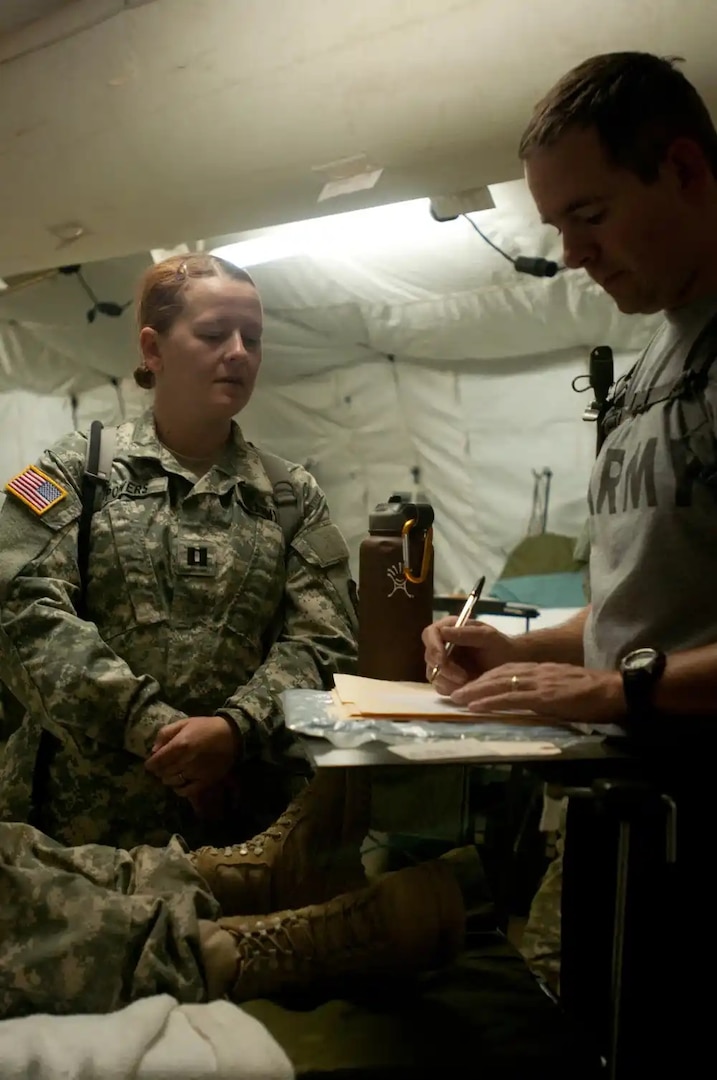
[519,52,717,181]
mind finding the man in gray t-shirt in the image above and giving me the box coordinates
[586,296,717,670]
[422,52,717,999]
[424,53,717,728]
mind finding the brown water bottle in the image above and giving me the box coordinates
[358,496,435,681]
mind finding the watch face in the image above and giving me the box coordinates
[622,647,659,672]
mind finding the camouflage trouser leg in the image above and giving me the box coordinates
[519,834,563,994]
[0,821,220,1019]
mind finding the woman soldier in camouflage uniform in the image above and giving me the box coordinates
[0,254,358,849]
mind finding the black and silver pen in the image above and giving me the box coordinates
[429,575,486,683]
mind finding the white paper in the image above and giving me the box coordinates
[333,674,542,722]
[334,675,468,717]
[387,738,562,762]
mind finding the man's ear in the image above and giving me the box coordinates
[139,326,163,374]
[665,136,714,199]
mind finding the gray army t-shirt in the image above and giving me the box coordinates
[584,295,717,669]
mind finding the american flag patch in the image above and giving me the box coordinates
[5,465,68,516]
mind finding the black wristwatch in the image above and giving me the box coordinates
[618,647,666,719]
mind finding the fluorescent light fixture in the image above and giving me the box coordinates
[213,231,310,268]
[212,198,446,268]
[429,186,494,221]
[210,185,530,270]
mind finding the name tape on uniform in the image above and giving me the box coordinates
[5,465,68,516]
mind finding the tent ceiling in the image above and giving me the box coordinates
[0,0,715,278]
[0,190,660,398]
[0,0,73,36]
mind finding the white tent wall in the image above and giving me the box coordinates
[0,380,145,498]
[236,347,628,591]
[0,196,660,592]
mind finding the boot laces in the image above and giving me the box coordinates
[193,801,304,859]
[235,891,382,977]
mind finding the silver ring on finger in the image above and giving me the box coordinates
[511,675,521,691]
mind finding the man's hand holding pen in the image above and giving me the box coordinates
[425,614,519,695]
[424,616,625,724]
[428,576,486,683]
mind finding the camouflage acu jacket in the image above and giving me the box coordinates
[0,410,358,846]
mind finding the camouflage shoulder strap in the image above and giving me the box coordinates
[256,448,358,639]
[77,422,117,619]
[255,448,303,544]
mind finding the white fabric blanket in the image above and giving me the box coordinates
[0,994,294,1080]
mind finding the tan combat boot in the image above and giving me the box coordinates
[191,768,372,916]
[199,859,465,1003]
